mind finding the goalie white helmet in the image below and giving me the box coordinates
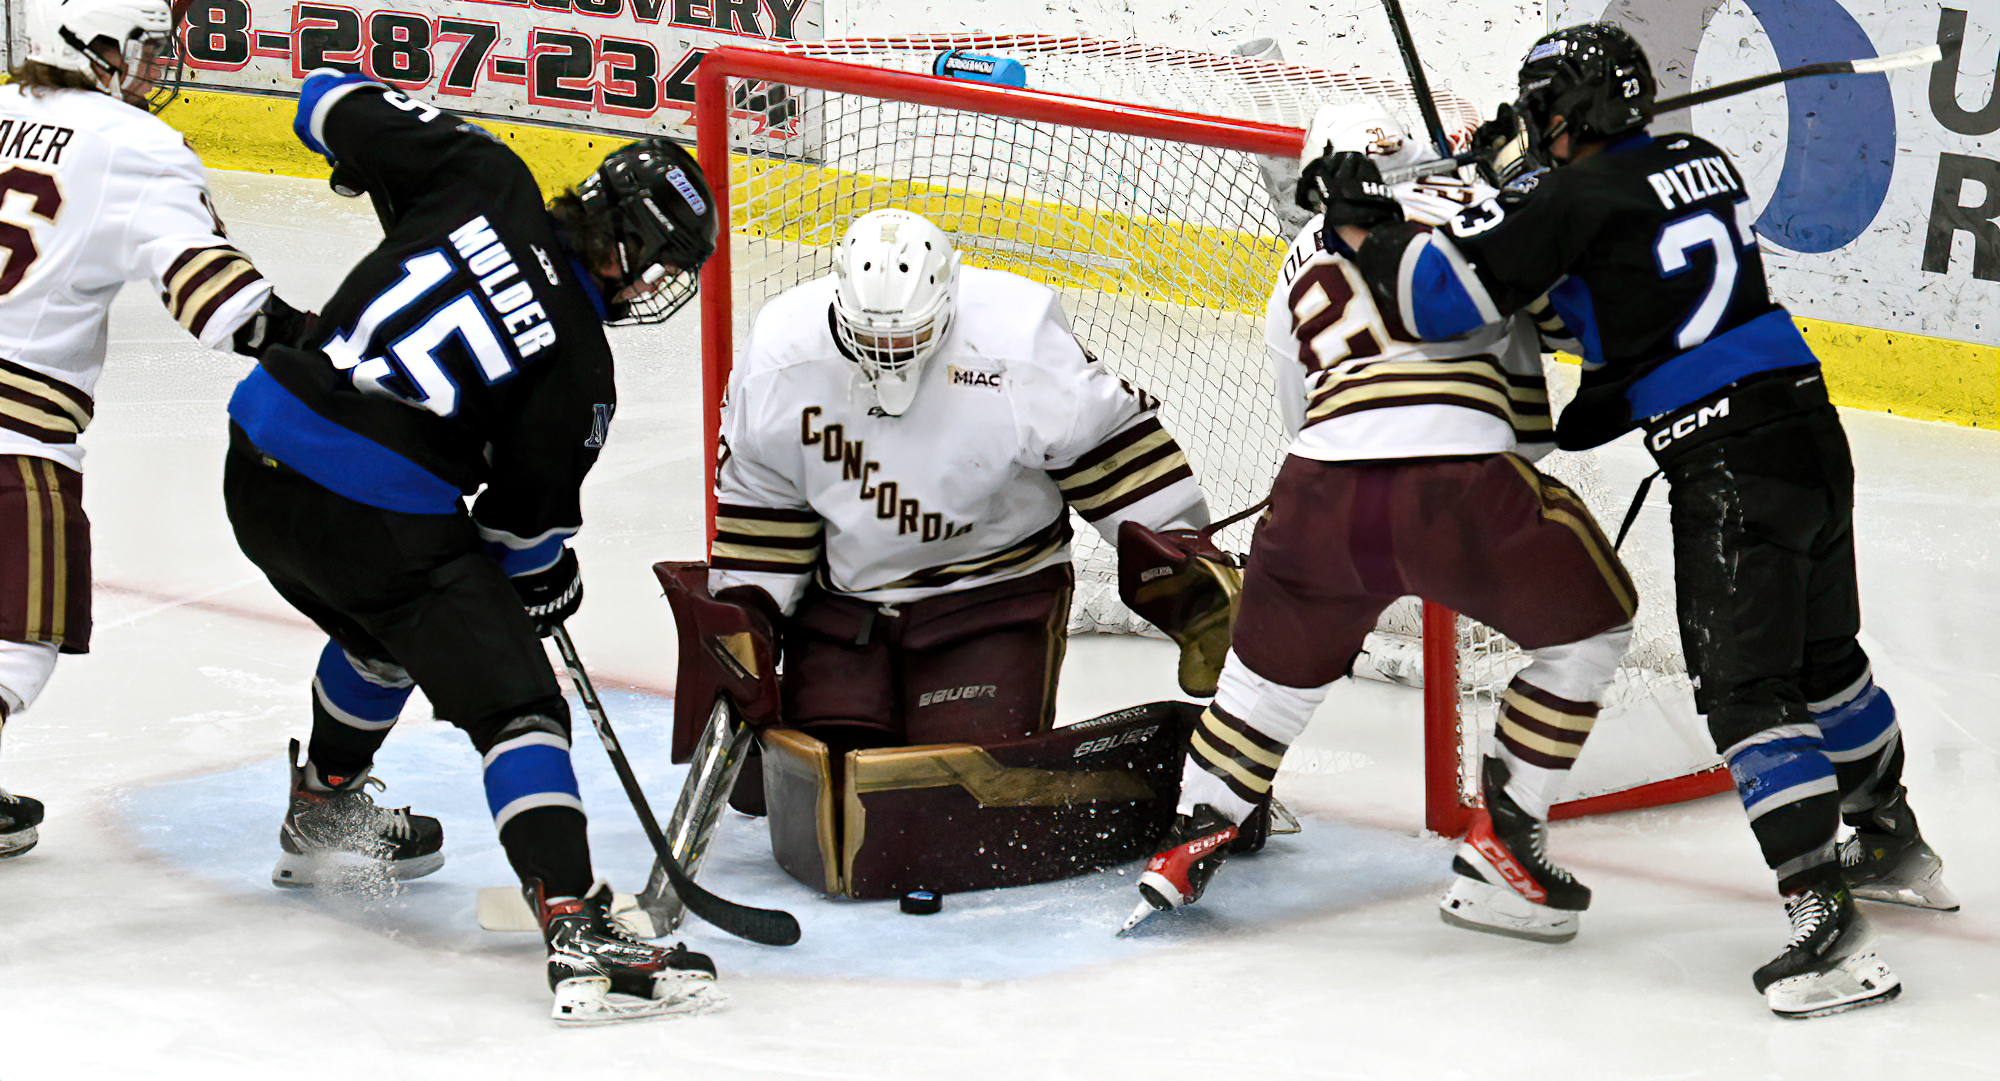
[25,0,182,113]
[832,209,961,417]
[1298,100,1428,173]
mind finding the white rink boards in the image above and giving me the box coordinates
[0,173,1994,1081]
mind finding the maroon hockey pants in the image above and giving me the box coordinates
[1232,453,1636,688]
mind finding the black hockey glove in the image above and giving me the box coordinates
[232,293,315,360]
[1470,103,1535,188]
[1297,151,1404,229]
[512,548,583,637]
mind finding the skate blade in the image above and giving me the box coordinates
[0,826,38,859]
[272,849,446,890]
[1767,952,1902,1019]
[1851,863,1960,912]
[1116,876,1179,936]
[476,886,656,937]
[1438,876,1579,944]
[551,976,725,1026]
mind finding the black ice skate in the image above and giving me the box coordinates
[1439,758,1590,943]
[1119,804,1238,934]
[271,738,444,889]
[534,880,721,1025]
[1754,884,1901,1019]
[1840,787,1958,911]
[0,788,44,859]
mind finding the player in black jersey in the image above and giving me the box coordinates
[221,69,719,1024]
[1311,24,1951,1018]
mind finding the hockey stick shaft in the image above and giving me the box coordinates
[1379,44,1942,186]
[1380,0,1454,157]
[552,625,801,947]
[1651,44,1939,114]
[636,695,755,933]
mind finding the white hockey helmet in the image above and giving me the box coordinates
[1298,99,1428,174]
[832,209,960,417]
[26,0,182,113]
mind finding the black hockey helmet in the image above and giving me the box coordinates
[1515,23,1655,164]
[564,138,717,325]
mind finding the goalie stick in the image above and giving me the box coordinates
[1379,44,1943,185]
[552,625,801,947]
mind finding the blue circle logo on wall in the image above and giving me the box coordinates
[1605,0,1896,254]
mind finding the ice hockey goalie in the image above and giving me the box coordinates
[662,208,1236,899]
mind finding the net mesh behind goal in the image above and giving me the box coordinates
[694,39,1725,831]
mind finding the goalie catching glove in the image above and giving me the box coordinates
[1117,521,1242,697]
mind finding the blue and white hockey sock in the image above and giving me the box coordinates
[306,640,415,784]
[1810,667,1904,818]
[483,723,585,831]
[1725,723,1842,892]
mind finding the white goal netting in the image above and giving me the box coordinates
[707,36,1719,811]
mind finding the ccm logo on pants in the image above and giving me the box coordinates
[1649,397,1731,452]
[918,684,998,707]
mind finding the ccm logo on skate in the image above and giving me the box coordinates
[1139,566,1175,583]
[1648,397,1730,452]
[918,684,997,707]
[1072,725,1160,758]
[1472,834,1545,904]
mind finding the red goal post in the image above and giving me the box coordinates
[689,44,1729,838]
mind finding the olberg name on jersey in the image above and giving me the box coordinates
[446,215,556,357]
[0,121,75,164]
[1644,154,1741,210]
[800,406,975,543]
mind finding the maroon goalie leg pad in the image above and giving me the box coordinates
[824,701,1200,898]
[654,561,781,763]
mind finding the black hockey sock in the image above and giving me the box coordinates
[500,805,594,899]
[306,695,393,783]
[1754,793,1845,895]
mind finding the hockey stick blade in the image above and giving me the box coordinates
[1381,45,1943,187]
[552,626,801,947]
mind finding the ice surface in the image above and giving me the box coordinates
[0,173,1994,1079]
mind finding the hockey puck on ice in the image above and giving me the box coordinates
[900,890,942,915]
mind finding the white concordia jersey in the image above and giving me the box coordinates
[712,266,1209,614]
[1264,174,1562,463]
[0,85,270,471]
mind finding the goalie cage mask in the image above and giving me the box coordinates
[29,0,185,114]
[1514,22,1655,166]
[832,209,962,417]
[572,138,718,326]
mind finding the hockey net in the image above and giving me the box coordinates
[693,38,1726,835]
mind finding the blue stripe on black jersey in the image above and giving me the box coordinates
[1624,310,1819,418]
[1545,277,1606,367]
[1403,239,1489,340]
[228,366,464,514]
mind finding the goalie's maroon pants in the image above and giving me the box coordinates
[781,564,1072,747]
[1233,453,1635,687]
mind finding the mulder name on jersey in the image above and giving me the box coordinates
[1349,131,1819,447]
[226,72,614,561]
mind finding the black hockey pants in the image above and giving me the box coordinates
[223,424,592,895]
[1651,372,1902,894]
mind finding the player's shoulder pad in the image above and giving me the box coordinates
[743,274,842,374]
[294,69,386,159]
[45,90,198,170]
[952,265,1063,361]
